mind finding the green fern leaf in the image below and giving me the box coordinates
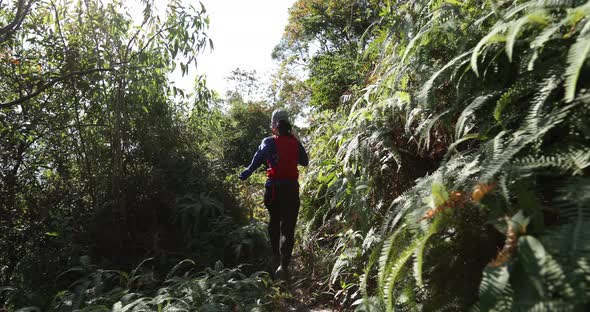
[405,108,424,134]
[477,265,513,311]
[554,177,590,259]
[382,235,424,312]
[401,20,433,64]
[518,235,577,301]
[482,76,568,181]
[418,111,448,151]
[378,225,408,290]
[526,301,575,312]
[504,1,539,19]
[419,51,472,102]
[530,17,568,50]
[456,94,495,140]
[413,217,443,287]
[506,10,549,62]
[564,21,590,102]
[471,23,508,77]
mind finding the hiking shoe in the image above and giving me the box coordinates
[274,265,288,281]
[271,254,280,270]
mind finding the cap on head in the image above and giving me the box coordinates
[271,109,289,128]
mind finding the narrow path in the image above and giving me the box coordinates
[273,255,337,312]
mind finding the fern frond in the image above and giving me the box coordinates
[480,131,509,181]
[552,177,590,259]
[418,110,448,151]
[361,242,381,300]
[564,20,590,102]
[476,265,513,311]
[378,225,408,290]
[541,219,590,304]
[503,1,541,20]
[481,76,569,181]
[353,296,385,312]
[505,10,549,62]
[569,148,590,175]
[413,217,443,287]
[419,51,472,102]
[381,234,424,312]
[401,20,434,64]
[518,235,577,301]
[455,94,496,141]
[493,78,529,124]
[525,301,575,312]
[380,176,437,234]
[449,154,482,189]
[471,23,508,77]
[405,107,424,134]
[540,0,580,9]
[512,148,590,175]
[530,16,568,50]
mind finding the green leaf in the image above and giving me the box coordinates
[444,0,464,6]
[478,265,512,311]
[505,11,549,62]
[517,236,548,298]
[413,217,442,287]
[564,22,590,102]
[423,181,449,209]
[471,23,508,76]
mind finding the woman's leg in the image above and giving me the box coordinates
[279,184,300,269]
[264,186,280,265]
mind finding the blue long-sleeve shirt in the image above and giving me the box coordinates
[240,136,309,186]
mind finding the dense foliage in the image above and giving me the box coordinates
[282,0,590,310]
[2,0,590,311]
[50,257,276,311]
[0,0,272,309]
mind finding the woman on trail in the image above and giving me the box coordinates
[238,109,309,280]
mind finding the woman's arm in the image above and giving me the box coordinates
[239,137,273,180]
[298,141,309,166]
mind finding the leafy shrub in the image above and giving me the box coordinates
[47,258,277,312]
[294,0,590,311]
[225,221,271,266]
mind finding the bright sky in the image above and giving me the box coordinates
[174,0,296,95]
[120,0,295,97]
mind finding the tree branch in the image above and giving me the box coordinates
[0,0,36,44]
[0,67,116,109]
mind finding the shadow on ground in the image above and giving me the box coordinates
[272,253,338,312]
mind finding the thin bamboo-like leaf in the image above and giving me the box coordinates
[166,259,196,280]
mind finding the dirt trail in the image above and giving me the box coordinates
[273,256,337,312]
[275,280,335,311]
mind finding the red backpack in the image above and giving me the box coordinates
[267,135,299,180]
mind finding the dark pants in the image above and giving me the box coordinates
[264,183,300,269]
